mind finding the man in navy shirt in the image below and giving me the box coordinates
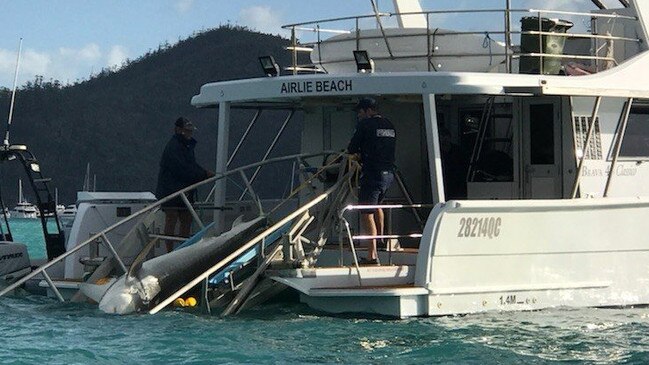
[347,97,396,265]
[156,117,214,252]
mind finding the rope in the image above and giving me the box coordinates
[268,151,347,216]
[430,28,439,71]
[483,31,494,66]
[347,158,361,200]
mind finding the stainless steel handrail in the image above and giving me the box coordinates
[0,151,338,300]
[149,169,354,314]
[282,13,391,29]
[338,203,435,268]
[527,8,637,20]
[281,5,640,75]
[283,8,636,30]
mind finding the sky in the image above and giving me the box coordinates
[0,0,622,89]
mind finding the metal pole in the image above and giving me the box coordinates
[289,161,296,194]
[4,38,22,146]
[423,94,446,203]
[538,12,543,75]
[387,208,393,265]
[42,270,65,302]
[571,96,602,198]
[370,0,394,58]
[604,98,633,197]
[214,102,231,233]
[505,0,512,73]
[343,219,363,286]
[591,0,607,9]
[180,192,205,230]
[355,17,360,51]
[227,110,261,168]
[238,110,294,200]
[202,277,211,315]
[291,28,298,75]
[100,233,128,274]
[426,14,431,72]
[338,224,344,267]
[394,171,423,228]
[239,170,263,215]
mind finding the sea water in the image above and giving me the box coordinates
[7,218,48,260]
[2,220,649,364]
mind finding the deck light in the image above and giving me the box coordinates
[353,50,374,73]
[259,56,280,77]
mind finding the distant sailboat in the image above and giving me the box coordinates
[82,163,97,192]
[11,179,38,219]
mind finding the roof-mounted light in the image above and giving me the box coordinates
[259,56,280,77]
[353,50,374,73]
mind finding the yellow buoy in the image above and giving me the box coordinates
[173,298,186,307]
[185,297,197,307]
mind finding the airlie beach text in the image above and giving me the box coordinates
[280,79,353,94]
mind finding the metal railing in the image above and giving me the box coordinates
[150,156,359,314]
[0,151,340,302]
[337,203,434,286]
[281,4,641,75]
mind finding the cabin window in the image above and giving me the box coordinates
[462,105,514,182]
[619,102,649,159]
[529,104,555,165]
[573,116,602,160]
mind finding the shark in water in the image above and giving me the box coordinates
[81,217,267,314]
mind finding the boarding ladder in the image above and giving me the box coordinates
[0,152,352,311]
[0,145,65,259]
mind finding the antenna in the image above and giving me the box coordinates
[4,38,23,147]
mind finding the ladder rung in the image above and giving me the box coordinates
[33,178,52,183]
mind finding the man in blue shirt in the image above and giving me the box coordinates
[347,98,396,265]
[156,117,214,252]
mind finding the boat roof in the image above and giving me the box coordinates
[192,1,649,108]
[192,50,649,109]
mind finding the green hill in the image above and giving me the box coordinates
[0,25,305,206]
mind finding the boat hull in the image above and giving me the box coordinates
[275,197,649,317]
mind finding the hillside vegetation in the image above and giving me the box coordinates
[0,26,304,206]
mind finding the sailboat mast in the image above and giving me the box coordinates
[4,38,23,147]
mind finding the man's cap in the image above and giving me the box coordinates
[175,117,197,131]
[354,97,378,111]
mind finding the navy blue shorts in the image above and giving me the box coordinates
[358,170,394,212]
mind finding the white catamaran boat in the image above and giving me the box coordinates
[5,0,649,318]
